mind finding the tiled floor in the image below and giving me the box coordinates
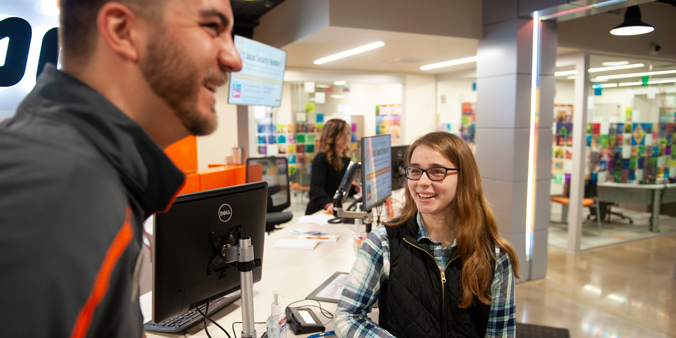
[516,234,676,338]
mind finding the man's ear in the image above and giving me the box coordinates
[96,2,144,62]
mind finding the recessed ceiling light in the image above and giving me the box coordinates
[554,70,577,77]
[420,56,477,70]
[591,78,609,82]
[596,69,676,80]
[314,42,385,65]
[615,78,676,87]
[555,64,644,77]
[602,61,629,66]
[333,81,346,86]
[315,84,331,88]
[588,63,644,72]
[599,83,618,88]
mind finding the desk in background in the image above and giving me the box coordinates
[596,182,676,232]
[142,214,373,337]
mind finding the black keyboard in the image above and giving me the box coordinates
[144,291,240,334]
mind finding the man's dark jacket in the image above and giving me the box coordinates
[0,65,185,337]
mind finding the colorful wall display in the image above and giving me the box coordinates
[375,104,401,144]
[254,113,360,179]
[460,102,476,145]
[553,121,676,183]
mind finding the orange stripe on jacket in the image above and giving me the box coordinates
[69,206,134,338]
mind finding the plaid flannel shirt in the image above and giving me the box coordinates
[335,212,516,338]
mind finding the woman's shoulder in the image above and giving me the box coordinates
[312,151,328,163]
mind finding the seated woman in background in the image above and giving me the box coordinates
[305,118,356,215]
[335,131,521,338]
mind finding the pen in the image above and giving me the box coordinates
[307,331,335,338]
[305,236,330,240]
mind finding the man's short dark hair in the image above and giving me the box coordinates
[59,0,160,65]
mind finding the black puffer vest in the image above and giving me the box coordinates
[378,217,493,338]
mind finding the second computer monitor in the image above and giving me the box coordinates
[391,145,409,191]
[360,135,392,211]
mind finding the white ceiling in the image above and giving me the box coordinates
[279,5,676,79]
[282,26,479,75]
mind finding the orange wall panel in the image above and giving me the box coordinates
[165,136,198,174]
[233,165,247,185]
[199,167,235,191]
[178,173,200,195]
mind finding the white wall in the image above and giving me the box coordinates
[403,74,437,144]
[196,91,239,169]
[554,80,575,105]
[350,83,403,138]
[590,84,676,123]
[437,79,477,134]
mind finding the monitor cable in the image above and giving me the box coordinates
[195,299,231,338]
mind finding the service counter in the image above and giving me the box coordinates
[141,213,378,337]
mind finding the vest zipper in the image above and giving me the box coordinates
[403,238,458,337]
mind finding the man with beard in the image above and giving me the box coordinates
[0,0,242,337]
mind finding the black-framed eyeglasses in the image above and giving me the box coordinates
[404,166,458,181]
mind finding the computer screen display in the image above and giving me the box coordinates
[228,35,287,107]
[360,135,392,211]
[151,182,268,323]
[391,145,409,191]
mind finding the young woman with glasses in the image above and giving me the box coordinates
[305,118,356,215]
[335,131,521,338]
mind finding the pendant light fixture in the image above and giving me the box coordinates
[610,6,654,36]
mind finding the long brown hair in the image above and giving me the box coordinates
[387,132,520,308]
[319,119,350,171]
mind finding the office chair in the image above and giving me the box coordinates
[598,202,634,224]
[551,179,601,232]
[246,157,294,232]
[585,177,633,225]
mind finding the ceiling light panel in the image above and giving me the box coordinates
[420,56,477,70]
[597,70,676,80]
[314,42,385,65]
[588,63,644,72]
[602,61,629,66]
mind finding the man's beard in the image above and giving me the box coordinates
[140,35,226,136]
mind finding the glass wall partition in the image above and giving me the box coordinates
[550,54,676,249]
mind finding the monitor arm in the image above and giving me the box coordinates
[332,161,374,232]
[207,227,259,338]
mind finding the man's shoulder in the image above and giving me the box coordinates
[0,117,121,200]
[1,117,106,172]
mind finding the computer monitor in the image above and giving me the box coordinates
[391,145,409,191]
[151,181,268,323]
[360,135,392,211]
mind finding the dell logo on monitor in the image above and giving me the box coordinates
[218,204,233,222]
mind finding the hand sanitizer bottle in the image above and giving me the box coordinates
[266,290,287,338]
